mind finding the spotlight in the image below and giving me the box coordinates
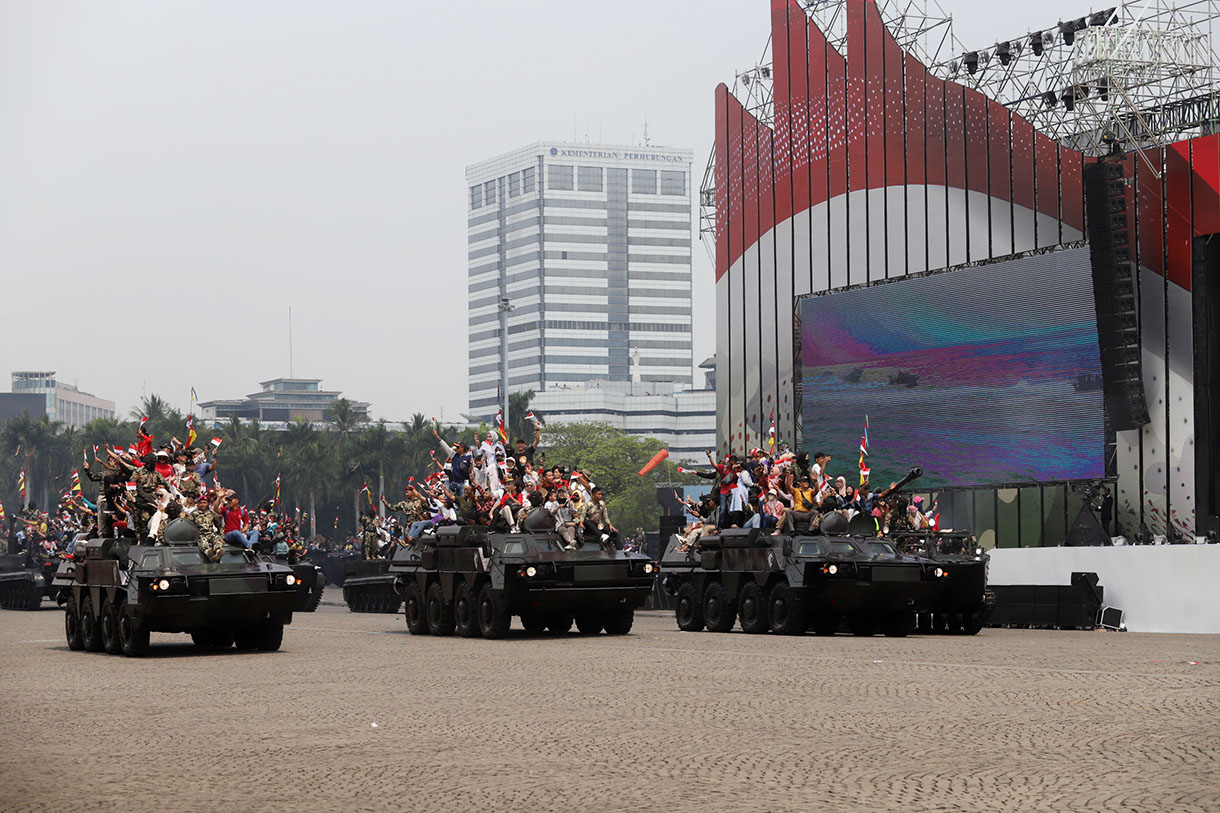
[741,74,751,87]
[1043,90,1058,108]
[964,50,979,74]
[761,66,771,78]
[1062,87,1076,111]
[1097,78,1109,101]
[1030,33,1044,57]
[1090,7,1117,26]
[1059,18,1086,46]
[948,60,960,77]
[996,40,1012,65]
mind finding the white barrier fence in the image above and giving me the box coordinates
[988,545,1220,634]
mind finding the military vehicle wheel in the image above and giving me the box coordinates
[520,610,548,634]
[257,622,283,651]
[738,582,770,634]
[882,610,914,638]
[100,599,122,654]
[811,612,838,636]
[118,600,148,657]
[453,582,479,638]
[916,612,934,634]
[81,595,104,651]
[234,628,260,650]
[546,612,573,633]
[404,581,430,635]
[945,613,963,634]
[602,607,633,636]
[64,600,84,651]
[574,611,603,635]
[675,582,704,632]
[849,613,878,637]
[703,582,736,633]
[768,581,806,635]
[426,582,455,636]
[476,583,510,639]
[962,591,994,635]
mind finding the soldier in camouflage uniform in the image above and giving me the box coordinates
[381,490,429,548]
[180,481,226,562]
[359,511,381,559]
[113,451,171,541]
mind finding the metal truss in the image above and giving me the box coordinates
[700,0,1219,255]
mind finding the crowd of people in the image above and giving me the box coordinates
[360,419,632,559]
[672,447,938,552]
[4,425,321,564]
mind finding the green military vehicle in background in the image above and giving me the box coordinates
[0,552,57,610]
[54,518,299,656]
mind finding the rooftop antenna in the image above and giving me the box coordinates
[288,305,294,379]
[643,118,652,146]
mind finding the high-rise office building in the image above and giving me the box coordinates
[465,141,694,420]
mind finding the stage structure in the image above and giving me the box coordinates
[707,0,1220,545]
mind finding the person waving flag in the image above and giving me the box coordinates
[768,408,776,453]
[858,415,870,486]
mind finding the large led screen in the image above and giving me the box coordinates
[797,248,1105,488]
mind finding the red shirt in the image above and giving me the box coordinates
[223,506,249,533]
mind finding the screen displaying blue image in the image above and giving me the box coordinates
[797,248,1105,489]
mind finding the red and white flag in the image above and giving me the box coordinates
[210,437,222,450]
[125,482,137,493]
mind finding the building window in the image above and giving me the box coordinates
[523,167,536,193]
[508,172,520,198]
[484,180,497,206]
[660,170,685,196]
[549,164,574,191]
[470,185,482,209]
[631,169,657,194]
[577,166,603,192]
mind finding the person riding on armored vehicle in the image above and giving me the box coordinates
[386,524,658,638]
[54,517,299,656]
[0,551,58,610]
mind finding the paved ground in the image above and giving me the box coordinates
[2,602,1218,813]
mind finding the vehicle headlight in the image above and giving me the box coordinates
[827,564,838,575]
[157,578,170,591]
[525,566,537,578]
[643,563,655,574]
[286,575,297,586]
[934,567,945,578]
[976,547,983,555]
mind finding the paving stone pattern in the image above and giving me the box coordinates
[2,605,1218,812]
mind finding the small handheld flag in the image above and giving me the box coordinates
[186,416,197,448]
[18,469,25,500]
[210,437,222,450]
[526,410,542,426]
[275,474,281,507]
[858,415,870,486]
[140,416,149,427]
[495,409,508,443]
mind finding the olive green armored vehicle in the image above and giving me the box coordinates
[0,552,57,610]
[358,525,658,638]
[53,519,298,656]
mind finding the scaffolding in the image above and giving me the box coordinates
[699,0,1220,256]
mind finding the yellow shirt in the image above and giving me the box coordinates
[792,487,816,512]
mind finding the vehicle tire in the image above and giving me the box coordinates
[520,610,548,634]
[574,611,603,635]
[602,607,633,635]
[212,630,235,648]
[882,610,914,638]
[738,582,770,634]
[675,582,704,632]
[100,599,122,654]
[426,582,455,636]
[302,585,324,613]
[476,583,510,639]
[64,599,84,651]
[848,612,878,637]
[257,622,284,651]
[945,612,963,634]
[703,582,736,633]
[191,630,216,648]
[404,581,429,635]
[768,581,806,636]
[546,612,573,634]
[962,591,994,635]
[234,626,259,650]
[118,599,148,657]
[916,612,934,634]
[81,594,103,652]
[453,582,479,638]
[811,612,838,637]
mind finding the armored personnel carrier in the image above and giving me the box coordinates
[0,552,57,610]
[256,554,326,613]
[892,531,993,634]
[660,528,947,636]
[342,558,401,613]
[53,519,299,657]
[383,525,658,638]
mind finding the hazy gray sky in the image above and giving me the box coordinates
[0,0,1070,422]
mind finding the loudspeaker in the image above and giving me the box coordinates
[658,514,685,543]
[1085,160,1150,431]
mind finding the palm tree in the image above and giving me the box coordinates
[0,413,63,509]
